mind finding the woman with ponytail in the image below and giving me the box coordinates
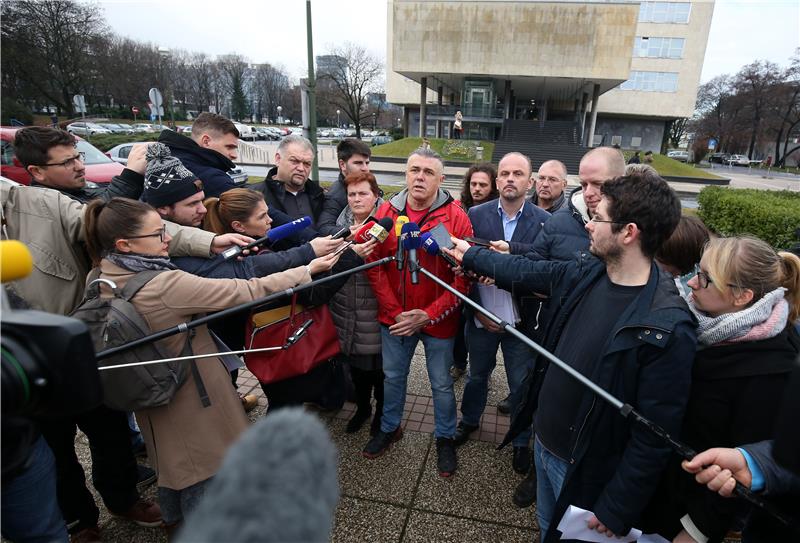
[83,197,337,535]
[644,235,800,543]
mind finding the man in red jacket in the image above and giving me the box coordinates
[362,148,473,477]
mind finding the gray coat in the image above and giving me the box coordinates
[328,200,383,359]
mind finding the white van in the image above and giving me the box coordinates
[233,123,257,141]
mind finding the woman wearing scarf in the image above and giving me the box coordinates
[643,235,800,543]
[82,197,329,536]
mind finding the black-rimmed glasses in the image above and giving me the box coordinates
[39,152,85,168]
[126,226,167,243]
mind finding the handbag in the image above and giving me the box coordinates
[244,294,341,384]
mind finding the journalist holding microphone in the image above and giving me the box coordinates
[362,148,473,478]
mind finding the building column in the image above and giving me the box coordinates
[587,84,600,147]
[436,85,444,138]
[419,76,427,138]
[580,91,589,143]
[538,98,548,125]
[573,98,580,123]
[403,106,410,138]
[503,79,512,119]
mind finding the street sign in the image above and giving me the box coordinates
[148,88,163,109]
[131,106,140,114]
[72,95,86,113]
[708,137,718,150]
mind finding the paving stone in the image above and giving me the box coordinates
[332,496,407,543]
[403,510,536,543]
[413,439,536,529]
[326,418,431,506]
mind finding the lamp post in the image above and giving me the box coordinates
[158,47,174,128]
[372,112,377,130]
[336,109,340,128]
[397,117,401,128]
[277,105,282,124]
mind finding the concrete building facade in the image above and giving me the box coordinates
[386,0,715,152]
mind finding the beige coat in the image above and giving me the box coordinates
[98,260,311,490]
[1,180,216,315]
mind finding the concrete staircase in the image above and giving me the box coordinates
[492,120,589,174]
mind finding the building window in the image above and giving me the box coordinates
[611,135,623,147]
[639,2,691,24]
[630,137,642,148]
[634,37,685,59]
[620,71,679,92]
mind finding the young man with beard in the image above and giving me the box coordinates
[448,170,697,542]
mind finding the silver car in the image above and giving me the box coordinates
[66,122,112,136]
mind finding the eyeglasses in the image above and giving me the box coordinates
[39,152,85,168]
[125,225,167,243]
[589,216,630,226]
[692,264,742,290]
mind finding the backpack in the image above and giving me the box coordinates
[71,270,210,411]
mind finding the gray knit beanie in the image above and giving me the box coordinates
[143,143,203,207]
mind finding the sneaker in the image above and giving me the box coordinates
[449,366,466,379]
[512,446,532,475]
[512,467,538,508]
[136,464,157,492]
[346,406,372,434]
[453,421,479,446]
[362,427,403,459]
[111,498,163,528]
[497,394,512,415]
[240,393,258,413]
[70,527,101,543]
[436,437,457,477]
[369,412,382,436]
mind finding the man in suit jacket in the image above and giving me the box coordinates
[453,152,551,475]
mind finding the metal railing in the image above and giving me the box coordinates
[426,104,505,120]
[237,140,272,165]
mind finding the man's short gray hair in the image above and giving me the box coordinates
[538,159,568,180]
[625,163,658,176]
[407,147,444,173]
[277,134,315,157]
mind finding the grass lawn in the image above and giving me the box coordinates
[623,152,724,180]
[371,137,494,163]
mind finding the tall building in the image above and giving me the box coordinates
[386,0,714,153]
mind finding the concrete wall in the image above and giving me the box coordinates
[391,0,637,81]
[598,1,715,118]
[592,117,668,152]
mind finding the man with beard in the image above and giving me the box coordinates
[447,170,696,542]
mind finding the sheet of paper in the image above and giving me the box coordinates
[555,505,668,543]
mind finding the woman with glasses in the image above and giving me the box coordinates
[643,235,800,543]
[82,197,327,535]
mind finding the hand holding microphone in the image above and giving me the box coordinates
[352,217,392,259]
[309,235,345,257]
[221,216,312,260]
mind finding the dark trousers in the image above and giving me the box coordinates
[452,312,468,371]
[351,366,384,413]
[38,405,139,533]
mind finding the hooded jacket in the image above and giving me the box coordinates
[158,129,239,198]
[365,188,473,338]
[527,187,590,261]
[530,189,567,214]
[463,247,698,539]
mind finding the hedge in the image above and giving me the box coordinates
[88,132,162,152]
[697,186,800,249]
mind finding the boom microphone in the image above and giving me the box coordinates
[395,215,409,270]
[221,216,312,261]
[1,240,34,283]
[420,232,459,268]
[177,408,339,543]
[400,222,422,285]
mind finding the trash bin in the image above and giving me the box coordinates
[476,146,483,161]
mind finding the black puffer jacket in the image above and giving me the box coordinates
[158,129,239,198]
[526,188,589,261]
[249,166,326,226]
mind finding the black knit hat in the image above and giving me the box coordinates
[143,143,203,207]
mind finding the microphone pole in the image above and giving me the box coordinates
[411,260,796,528]
[95,256,394,361]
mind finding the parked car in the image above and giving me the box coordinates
[255,127,279,141]
[708,153,731,164]
[667,150,689,162]
[106,141,248,186]
[725,154,750,166]
[66,122,112,136]
[371,135,394,146]
[233,123,257,141]
[131,123,157,133]
[100,123,135,135]
[0,126,123,185]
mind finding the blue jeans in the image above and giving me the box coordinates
[1,436,68,543]
[380,326,457,438]
[534,437,569,539]
[461,319,533,447]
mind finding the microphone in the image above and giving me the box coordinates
[400,222,422,285]
[355,217,392,244]
[221,216,311,260]
[420,232,459,268]
[394,215,409,270]
[1,240,34,283]
[332,220,377,257]
[177,408,339,543]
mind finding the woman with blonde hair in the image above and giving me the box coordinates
[644,235,800,543]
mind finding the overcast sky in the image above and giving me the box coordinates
[97,0,798,83]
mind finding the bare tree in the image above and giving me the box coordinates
[252,63,291,123]
[318,43,384,137]
[1,0,109,116]
[733,60,782,158]
[667,118,688,149]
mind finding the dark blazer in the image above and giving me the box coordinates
[467,199,550,338]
